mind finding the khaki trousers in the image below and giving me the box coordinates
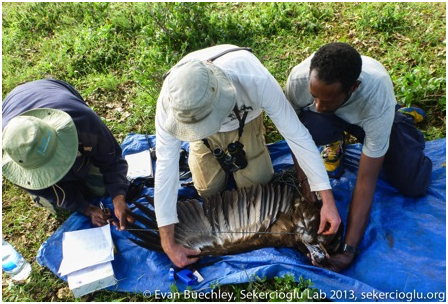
[188,114,274,197]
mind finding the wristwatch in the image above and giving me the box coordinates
[342,243,358,255]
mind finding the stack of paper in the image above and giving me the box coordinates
[125,150,153,179]
[58,224,116,297]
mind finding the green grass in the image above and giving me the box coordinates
[2,2,446,301]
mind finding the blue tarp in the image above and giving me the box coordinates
[37,134,446,302]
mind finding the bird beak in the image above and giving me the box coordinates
[303,242,328,264]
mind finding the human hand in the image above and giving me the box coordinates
[310,251,355,273]
[318,202,341,235]
[159,224,200,268]
[112,195,134,231]
[317,189,341,235]
[163,242,201,268]
[83,205,111,227]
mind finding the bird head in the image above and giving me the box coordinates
[292,197,343,263]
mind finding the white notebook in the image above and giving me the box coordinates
[124,150,153,179]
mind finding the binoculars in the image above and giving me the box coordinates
[213,141,248,173]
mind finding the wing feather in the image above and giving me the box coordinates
[127,176,342,258]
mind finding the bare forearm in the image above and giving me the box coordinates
[344,186,375,247]
[293,152,340,234]
[159,224,176,249]
[344,154,384,247]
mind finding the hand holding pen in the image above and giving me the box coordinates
[99,201,114,224]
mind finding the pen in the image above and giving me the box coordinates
[99,201,113,224]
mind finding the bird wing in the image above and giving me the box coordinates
[126,183,301,256]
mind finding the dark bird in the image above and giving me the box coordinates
[125,170,343,264]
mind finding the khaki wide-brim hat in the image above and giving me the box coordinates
[2,108,78,190]
[162,59,236,142]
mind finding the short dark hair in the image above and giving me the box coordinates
[310,42,362,92]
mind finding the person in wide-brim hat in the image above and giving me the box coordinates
[154,44,340,269]
[2,79,133,229]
